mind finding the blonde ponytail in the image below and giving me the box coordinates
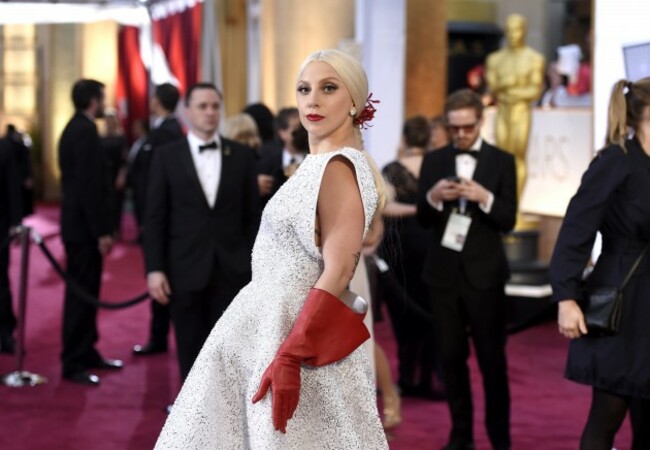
[362,151,389,215]
[605,80,630,151]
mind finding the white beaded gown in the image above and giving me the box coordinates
[154,147,389,450]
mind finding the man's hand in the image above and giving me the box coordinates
[558,300,588,339]
[257,174,274,197]
[98,235,113,256]
[147,271,171,305]
[457,178,491,205]
[427,178,462,205]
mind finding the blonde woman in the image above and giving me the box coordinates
[223,112,262,152]
[155,49,389,449]
[551,78,650,450]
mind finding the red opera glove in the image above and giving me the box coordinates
[251,353,301,433]
[251,288,370,433]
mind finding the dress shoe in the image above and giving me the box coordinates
[90,358,124,370]
[0,334,15,354]
[64,371,100,386]
[133,341,167,355]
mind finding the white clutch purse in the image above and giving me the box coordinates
[339,289,368,316]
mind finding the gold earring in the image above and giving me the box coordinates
[350,107,357,116]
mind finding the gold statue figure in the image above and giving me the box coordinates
[486,14,545,230]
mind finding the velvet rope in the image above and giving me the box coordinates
[32,231,150,310]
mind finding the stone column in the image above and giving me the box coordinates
[40,24,80,201]
[405,0,447,117]
[216,0,248,117]
[260,0,354,111]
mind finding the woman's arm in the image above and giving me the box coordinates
[313,156,365,298]
[382,201,417,218]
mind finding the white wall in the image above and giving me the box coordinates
[354,0,406,170]
[593,1,650,151]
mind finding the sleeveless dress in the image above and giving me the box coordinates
[154,147,389,450]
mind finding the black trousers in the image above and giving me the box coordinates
[148,299,170,344]
[170,263,246,381]
[61,242,103,376]
[0,230,16,336]
[429,271,510,449]
[136,238,170,345]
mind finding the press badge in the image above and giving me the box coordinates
[441,211,472,252]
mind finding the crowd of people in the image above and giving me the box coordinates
[0,40,648,449]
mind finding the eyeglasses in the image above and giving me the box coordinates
[447,122,478,134]
[447,122,479,134]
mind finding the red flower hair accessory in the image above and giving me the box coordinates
[353,93,380,130]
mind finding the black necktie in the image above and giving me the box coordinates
[456,149,478,158]
[199,141,218,152]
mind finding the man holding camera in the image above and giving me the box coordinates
[416,89,517,450]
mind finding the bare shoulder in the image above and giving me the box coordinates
[322,155,358,189]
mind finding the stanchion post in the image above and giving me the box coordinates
[1,226,47,387]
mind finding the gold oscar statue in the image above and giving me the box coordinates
[486,14,545,230]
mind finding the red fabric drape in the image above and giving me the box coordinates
[116,3,202,140]
[151,2,202,97]
[116,26,149,143]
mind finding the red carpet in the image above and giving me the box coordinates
[0,205,633,450]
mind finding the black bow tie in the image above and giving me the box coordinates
[199,141,218,152]
[456,149,478,158]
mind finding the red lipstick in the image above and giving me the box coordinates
[306,114,324,122]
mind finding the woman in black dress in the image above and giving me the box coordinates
[550,77,650,450]
[380,116,441,398]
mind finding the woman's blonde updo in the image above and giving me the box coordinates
[298,49,389,212]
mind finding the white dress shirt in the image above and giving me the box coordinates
[187,131,222,208]
[152,115,165,129]
[282,149,305,168]
[428,137,494,213]
[455,137,482,180]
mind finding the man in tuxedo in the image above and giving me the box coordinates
[58,79,123,386]
[256,107,303,205]
[5,124,34,218]
[0,136,22,354]
[144,82,260,381]
[417,89,516,450]
[131,83,184,356]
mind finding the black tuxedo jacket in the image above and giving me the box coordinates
[58,113,112,244]
[144,136,261,292]
[0,139,22,231]
[130,117,184,223]
[416,142,517,290]
[150,116,184,148]
[256,140,286,205]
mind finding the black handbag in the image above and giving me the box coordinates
[582,244,648,335]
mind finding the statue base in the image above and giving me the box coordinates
[504,230,549,285]
[514,213,540,232]
[503,229,552,332]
